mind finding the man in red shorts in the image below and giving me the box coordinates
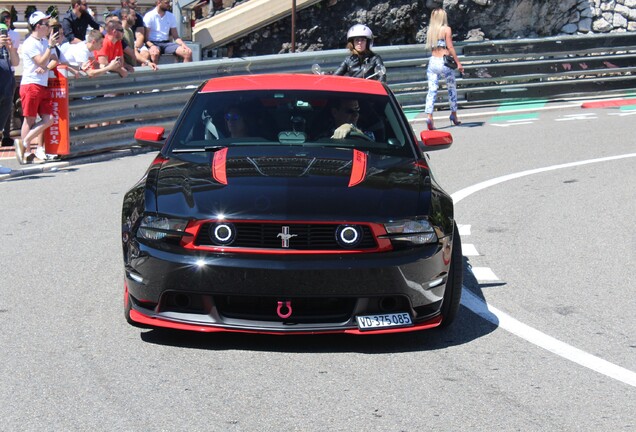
[17,11,59,164]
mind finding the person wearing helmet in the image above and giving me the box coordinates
[334,24,386,83]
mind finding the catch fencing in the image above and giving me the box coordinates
[63,32,636,157]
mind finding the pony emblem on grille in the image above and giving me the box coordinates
[277,226,297,248]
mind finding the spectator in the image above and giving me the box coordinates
[120,8,136,67]
[0,8,19,153]
[18,11,58,164]
[424,8,463,130]
[65,29,120,77]
[95,20,133,78]
[113,0,146,55]
[47,18,81,77]
[0,8,20,147]
[105,14,157,70]
[144,0,192,63]
[120,7,156,69]
[61,0,101,44]
[205,0,224,18]
[334,24,386,83]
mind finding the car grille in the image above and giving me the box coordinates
[194,222,377,250]
[215,295,356,323]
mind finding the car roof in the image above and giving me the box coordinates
[199,74,389,96]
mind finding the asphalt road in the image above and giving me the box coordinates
[1,101,634,431]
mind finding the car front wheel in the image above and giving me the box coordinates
[439,222,463,328]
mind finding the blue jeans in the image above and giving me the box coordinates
[425,56,458,114]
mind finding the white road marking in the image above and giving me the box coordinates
[461,243,480,256]
[555,113,597,121]
[491,121,534,127]
[608,111,636,117]
[471,267,499,281]
[507,118,537,123]
[452,153,636,204]
[461,289,636,387]
[411,102,581,123]
[458,224,471,236]
[453,152,636,387]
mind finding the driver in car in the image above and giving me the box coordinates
[329,99,375,141]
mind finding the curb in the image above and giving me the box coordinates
[0,147,155,182]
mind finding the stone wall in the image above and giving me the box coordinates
[225,0,636,57]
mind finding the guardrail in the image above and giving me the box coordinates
[63,32,636,157]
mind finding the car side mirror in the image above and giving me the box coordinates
[419,130,453,151]
[134,126,166,148]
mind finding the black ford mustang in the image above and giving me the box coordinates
[122,73,462,334]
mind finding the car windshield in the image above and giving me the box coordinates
[169,89,413,157]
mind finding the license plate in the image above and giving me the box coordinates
[356,312,413,330]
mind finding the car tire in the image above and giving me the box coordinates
[439,222,463,328]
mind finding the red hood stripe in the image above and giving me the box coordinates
[212,148,228,185]
[348,149,367,187]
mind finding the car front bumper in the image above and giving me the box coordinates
[125,236,452,333]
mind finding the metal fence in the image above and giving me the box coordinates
[65,32,636,157]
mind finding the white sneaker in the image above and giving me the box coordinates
[35,147,47,161]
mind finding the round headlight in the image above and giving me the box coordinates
[335,225,363,248]
[209,222,236,246]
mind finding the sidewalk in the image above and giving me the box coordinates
[0,145,154,181]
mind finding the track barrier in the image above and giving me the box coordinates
[46,32,635,158]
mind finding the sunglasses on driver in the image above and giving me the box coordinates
[224,113,241,121]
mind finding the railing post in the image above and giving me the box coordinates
[44,66,71,156]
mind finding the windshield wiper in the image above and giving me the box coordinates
[171,145,226,153]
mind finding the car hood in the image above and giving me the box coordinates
[154,146,430,221]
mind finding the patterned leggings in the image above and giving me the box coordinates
[425,56,458,114]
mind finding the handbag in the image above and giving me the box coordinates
[443,55,457,70]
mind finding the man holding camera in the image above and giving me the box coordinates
[17,11,59,164]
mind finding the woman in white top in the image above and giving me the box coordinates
[424,8,464,130]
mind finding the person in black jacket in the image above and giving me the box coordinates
[61,0,101,44]
[334,24,386,83]
[0,11,19,172]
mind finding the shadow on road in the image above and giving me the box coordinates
[438,121,485,129]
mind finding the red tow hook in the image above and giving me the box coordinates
[276,300,292,319]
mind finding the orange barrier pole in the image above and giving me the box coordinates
[44,66,70,155]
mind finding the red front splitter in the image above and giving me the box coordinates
[128,309,443,335]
